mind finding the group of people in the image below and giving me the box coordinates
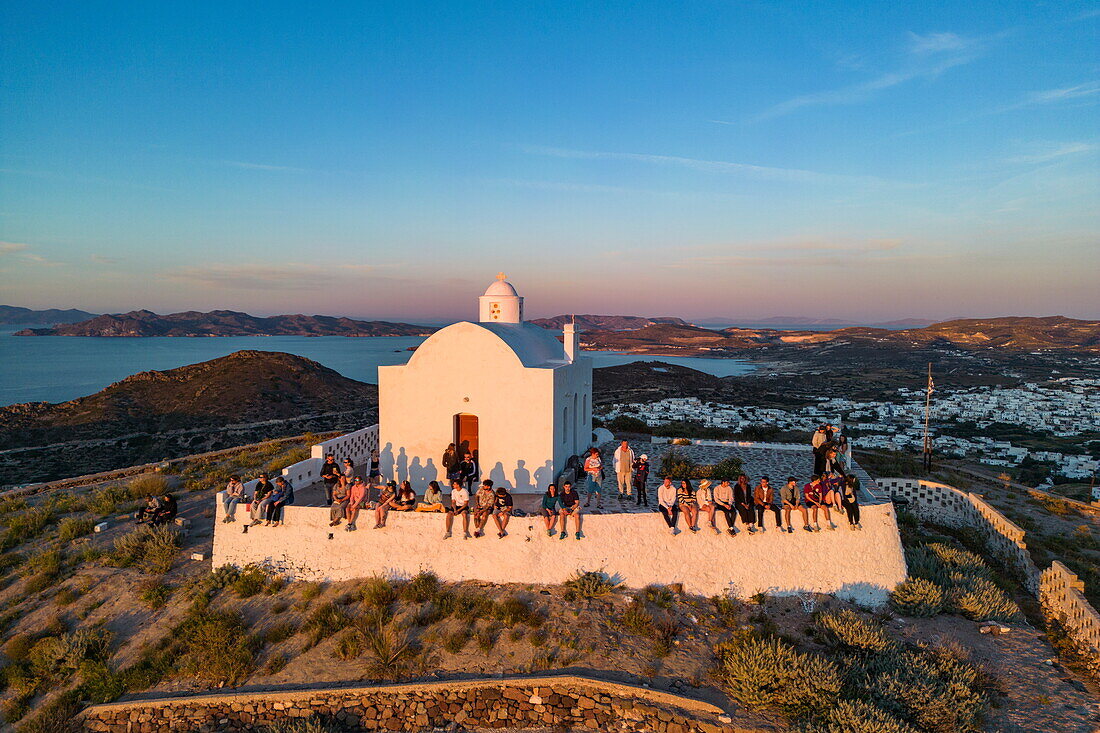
[221,472,298,527]
[811,424,850,475]
[653,471,862,536]
[578,441,651,508]
[135,493,178,526]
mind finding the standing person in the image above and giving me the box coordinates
[442,443,458,481]
[696,479,719,535]
[222,475,245,523]
[345,477,368,530]
[803,475,834,531]
[250,473,275,525]
[583,448,603,508]
[811,426,828,475]
[734,474,756,533]
[780,476,811,533]
[342,458,356,483]
[753,476,782,532]
[492,485,514,538]
[678,479,699,532]
[368,449,382,485]
[841,475,862,529]
[558,481,583,540]
[835,434,851,471]
[713,478,737,536]
[416,481,445,512]
[320,454,341,505]
[614,441,635,500]
[633,454,650,507]
[329,475,351,526]
[374,481,397,528]
[657,477,679,535]
[472,480,496,538]
[444,479,471,540]
[540,484,561,537]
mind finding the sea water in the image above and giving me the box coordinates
[0,328,755,406]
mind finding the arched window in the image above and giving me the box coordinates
[562,405,570,445]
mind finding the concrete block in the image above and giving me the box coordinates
[94,522,109,533]
[191,552,206,561]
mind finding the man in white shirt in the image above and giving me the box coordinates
[657,477,679,535]
[444,479,471,539]
[613,441,635,499]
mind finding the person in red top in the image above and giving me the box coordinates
[582,448,604,509]
[802,475,834,531]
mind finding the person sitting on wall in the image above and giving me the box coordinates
[780,476,811,533]
[222,475,245,523]
[841,475,862,530]
[540,483,561,537]
[678,479,699,533]
[345,477,368,531]
[633,454,650,507]
[713,478,737,536]
[329,474,351,527]
[135,495,160,524]
[250,473,275,526]
[558,481,583,540]
[657,477,679,536]
[151,494,177,526]
[753,476,782,532]
[444,478,471,540]
[416,481,445,512]
[472,480,496,538]
[695,479,719,535]
[392,481,417,511]
[493,485,514,539]
[734,474,756,533]
[265,477,294,527]
[454,452,477,492]
[802,475,834,532]
[374,481,398,529]
[822,470,843,513]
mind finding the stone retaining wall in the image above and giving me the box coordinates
[80,675,747,733]
[1041,561,1100,670]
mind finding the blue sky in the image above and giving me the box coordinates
[1,1,1097,321]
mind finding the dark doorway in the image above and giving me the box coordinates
[454,413,479,458]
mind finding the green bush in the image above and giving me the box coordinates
[903,542,1021,622]
[358,614,423,682]
[398,571,439,603]
[564,570,621,599]
[712,634,841,717]
[57,517,93,542]
[138,580,173,609]
[126,474,169,500]
[87,486,130,516]
[799,699,918,733]
[260,717,342,733]
[356,575,396,609]
[13,688,82,733]
[949,577,1022,622]
[232,564,271,598]
[476,625,498,653]
[28,628,113,680]
[332,629,363,661]
[494,596,535,626]
[862,645,986,733]
[77,660,127,704]
[303,602,351,648]
[621,598,654,634]
[107,525,181,574]
[175,610,257,686]
[656,449,743,480]
[1,507,52,550]
[814,610,895,654]
[890,578,945,617]
[711,594,740,626]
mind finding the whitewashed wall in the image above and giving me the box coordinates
[212,495,907,607]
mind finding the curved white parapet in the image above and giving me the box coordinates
[212,495,907,608]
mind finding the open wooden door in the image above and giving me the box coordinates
[454,413,479,458]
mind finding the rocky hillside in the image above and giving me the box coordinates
[15,309,434,337]
[835,316,1100,352]
[530,314,688,331]
[0,305,97,325]
[0,351,377,451]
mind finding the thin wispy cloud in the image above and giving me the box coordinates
[518,145,896,186]
[165,263,379,290]
[1019,81,1100,107]
[0,241,28,255]
[0,241,63,266]
[1006,142,1097,165]
[222,160,307,172]
[752,32,984,121]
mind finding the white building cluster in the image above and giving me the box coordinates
[600,377,1099,481]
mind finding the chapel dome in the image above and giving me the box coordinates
[483,276,518,297]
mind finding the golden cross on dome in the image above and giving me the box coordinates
[496,272,506,281]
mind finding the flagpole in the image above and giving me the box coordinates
[922,362,933,472]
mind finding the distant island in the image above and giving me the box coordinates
[14,309,436,337]
[0,305,98,326]
[529,314,689,330]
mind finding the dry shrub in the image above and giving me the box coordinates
[890,578,945,617]
[712,634,841,717]
[799,699,918,733]
[815,609,895,654]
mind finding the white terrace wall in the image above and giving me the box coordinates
[311,424,380,468]
[212,495,907,608]
[1040,561,1100,664]
[877,477,1039,593]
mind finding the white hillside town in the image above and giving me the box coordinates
[599,377,1099,481]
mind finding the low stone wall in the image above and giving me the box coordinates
[213,487,907,607]
[80,675,745,732]
[1041,561,1100,669]
[878,477,1039,592]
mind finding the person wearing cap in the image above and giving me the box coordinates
[250,472,275,525]
[416,480,445,512]
[695,479,720,535]
[444,478,472,539]
[373,480,398,529]
[492,485,514,538]
[753,476,781,532]
[345,477,368,530]
[472,480,496,538]
[614,440,636,500]
[633,454,650,506]
[657,477,679,535]
[780,476,811,533]
[713,478,737,536]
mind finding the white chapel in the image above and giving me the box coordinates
[377,275,592,493]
